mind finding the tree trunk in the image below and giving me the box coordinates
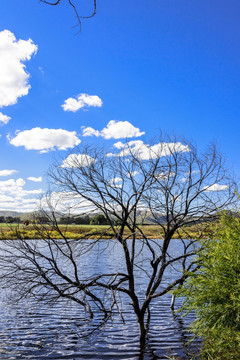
[138,314,147,345]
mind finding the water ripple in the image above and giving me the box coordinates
[0,240,200,359]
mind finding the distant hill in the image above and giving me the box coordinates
[0,210,37,220]
[0,210,24,217]
[0,208,237,225]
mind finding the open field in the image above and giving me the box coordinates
[0,222,215,240]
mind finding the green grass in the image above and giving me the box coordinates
[0,222,214,240]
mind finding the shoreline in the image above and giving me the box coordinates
[0,223,213,240]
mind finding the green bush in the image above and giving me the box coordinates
[177,213,240,359]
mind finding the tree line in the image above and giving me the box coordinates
[59,214,110,225]
[0,216,21,223]
[0,214,110,225]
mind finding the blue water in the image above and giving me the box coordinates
[0,239,200,359]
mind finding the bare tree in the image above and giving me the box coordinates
[40,0,97,32]
[0,136,236,344]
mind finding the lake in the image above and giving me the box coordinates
[0,239,200,359]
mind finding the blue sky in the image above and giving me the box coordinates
[0,0,239,212]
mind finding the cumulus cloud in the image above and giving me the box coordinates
[0,177,44,212]
[82,127,100,137]
[8,127,81,152]
[40,191,97,214]
[0,196,38,212]
[114,141,126,149]
[82,120,145,139]
[107,140,190,160]
[61,154,96,168]
[0,112,11,125]
[0,178,25,193]
[0,169,17,177]
[27,176,42,182]
[0,178,43,197]
[0,30,37,109]
[62,93,103,112]
[110,177,122,184]
[202,183,229,192]
[109,177,123,188]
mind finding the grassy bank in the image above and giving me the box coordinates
[0,223,214,240]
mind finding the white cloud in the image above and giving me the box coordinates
[0,177,44,212]
[112,184,122,188]
[82,120,145,140]
[39,191,97,214]
[62,93,103,112]
[128,171,139,177]
[0,30,37,108]
[24,189,44,195]
[0,169,17,177]
[0,196,40,212]
[107,140,190,160]
[113,140,142,150]
[0,178,44,198]
[110,177,122,184]
[8,127,81,152]
[114,141,126,149]
[202,184,229,192]
[82,127,100,137]
[0,112,11,124]
[109,177,122,188]
[61,154,96,168]
[0,178,25,193]
[102,121,144,139]
[27,176,42,182]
